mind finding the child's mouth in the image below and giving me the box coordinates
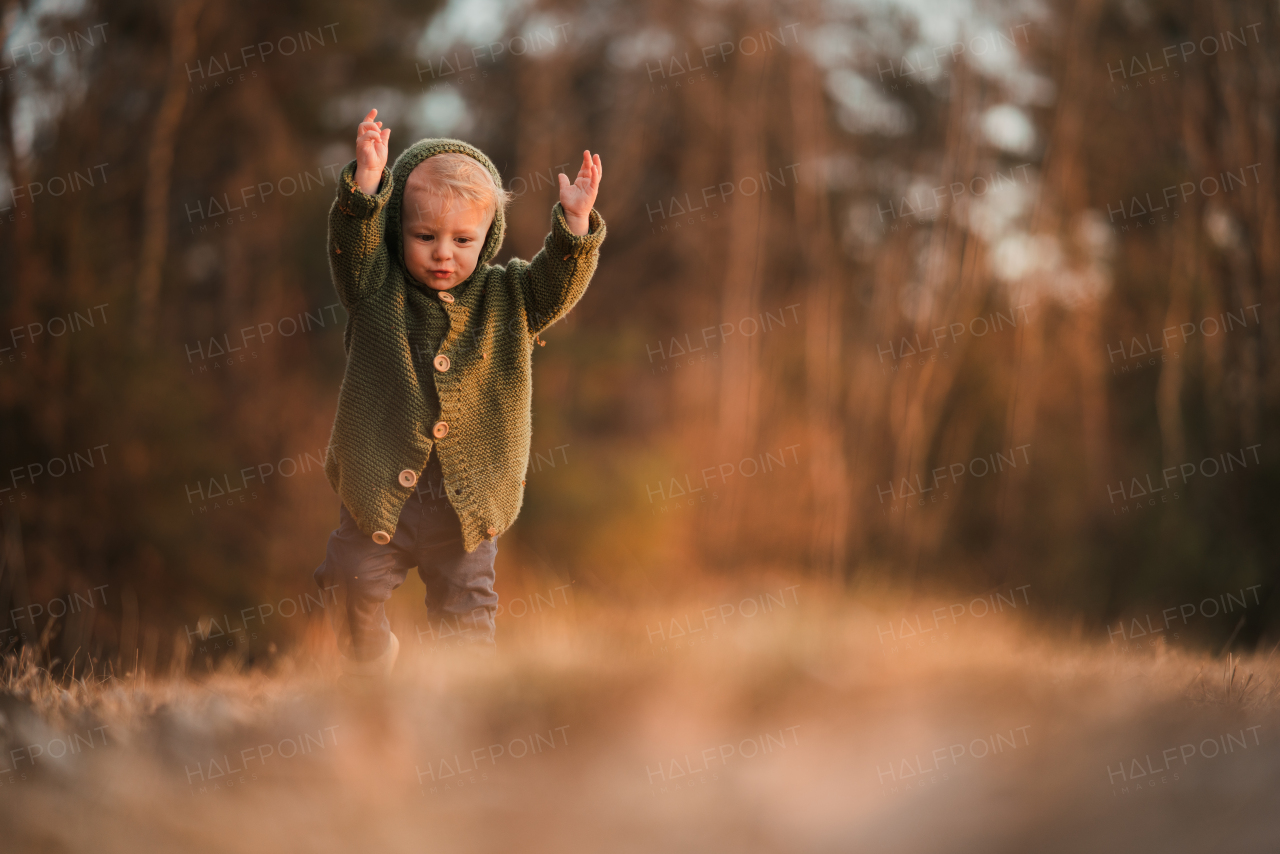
[429,270,452,279]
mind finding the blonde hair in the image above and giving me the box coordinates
[405,152,511,221]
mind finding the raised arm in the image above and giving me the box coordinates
[327,109,395,311]
[505,151,607,335]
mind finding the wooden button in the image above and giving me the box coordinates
[439,291,455,304]
[433,354,450,372]
[432,421,449,438]
[486,526,498,537]
[372,531,391,545]
[398,469,417,487]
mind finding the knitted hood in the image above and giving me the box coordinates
[387,137,506,289]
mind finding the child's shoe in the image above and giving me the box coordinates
[338,631,399,686]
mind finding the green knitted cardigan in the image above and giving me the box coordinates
[322,137,606,552]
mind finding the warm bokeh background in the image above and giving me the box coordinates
[0,0,1276,674]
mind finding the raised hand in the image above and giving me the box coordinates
[355,108,391,195]
[558,150,602,235]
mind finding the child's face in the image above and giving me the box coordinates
[401,189,493,292]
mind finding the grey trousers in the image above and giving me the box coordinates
[313,450,499,661]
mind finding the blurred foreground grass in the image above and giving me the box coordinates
[1,572,1278,853]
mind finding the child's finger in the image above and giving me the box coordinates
[380,128,391,146]
[358,109,381,138]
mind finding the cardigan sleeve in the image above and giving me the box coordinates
[327,159,395,311]
[502,202,606,336]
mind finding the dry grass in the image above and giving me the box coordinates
[1,573,1278,853]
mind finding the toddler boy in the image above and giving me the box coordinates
[313,109,605,678]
